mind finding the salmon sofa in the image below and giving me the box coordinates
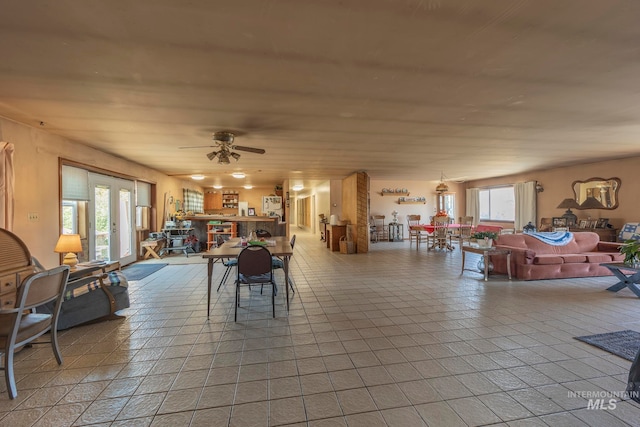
[493,232,624,280]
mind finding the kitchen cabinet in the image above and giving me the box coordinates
[204,191,222,210]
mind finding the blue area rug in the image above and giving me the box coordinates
[122,263,168,281]
[575,330,640,361]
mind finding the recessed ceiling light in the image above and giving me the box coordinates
[244,185,253,190]
[231,172,245,179]
[292,184,304,191]
[191,174,205,180]
[213,185,223,189]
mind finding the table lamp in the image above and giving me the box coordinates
[557,198,580,226]
[54,234,82,270]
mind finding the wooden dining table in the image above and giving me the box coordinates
[201,236,294,317]
[409,224,473,250]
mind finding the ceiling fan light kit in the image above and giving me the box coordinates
[180,131,266,164]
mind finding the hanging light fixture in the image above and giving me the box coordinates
[435,171,449,193]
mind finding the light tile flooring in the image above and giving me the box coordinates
[2,231,640,426]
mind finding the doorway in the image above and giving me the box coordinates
[88,173,136,265]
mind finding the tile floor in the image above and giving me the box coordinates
[2,231,640,426]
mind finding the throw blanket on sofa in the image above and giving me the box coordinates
[64,271,128,301]
[526,231,573,246]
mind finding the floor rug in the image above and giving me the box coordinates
[575,330,640,361]
[122,263,168,281]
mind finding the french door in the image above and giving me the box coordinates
[88,173,136,265]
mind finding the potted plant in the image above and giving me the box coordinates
[620,239,640,267]
[471,231,499,248]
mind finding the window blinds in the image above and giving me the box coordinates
[137,181,151,207]
[61,165,89,201]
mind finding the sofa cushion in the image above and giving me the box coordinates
[533,254,565,265]
[561,254,587,263]
[584,252,616,263]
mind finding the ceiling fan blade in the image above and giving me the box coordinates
[179,145,216,149]
[232,145,266,154]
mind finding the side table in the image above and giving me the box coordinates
[462,246,511,281]
[388,223,404,242]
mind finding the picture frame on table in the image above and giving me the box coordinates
[579,219,588,228]
[596,218,609,229]
[247,207,256,216]
[552,217,567,227]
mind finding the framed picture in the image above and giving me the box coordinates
[596,218,609,229]
[247,207,256,216]
[579,219,588,228]
[552,217,567,227]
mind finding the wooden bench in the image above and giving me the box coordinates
[140,239,164,259]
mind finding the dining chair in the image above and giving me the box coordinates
[235,245,277,321]
[372,215,387,241]
[216,235,237,292]
[407,214,420,246]
[407,214,430,247]
[451,216,474,251]
[0,265,70,399]
[272,235,296,295]
[429,216,453,251]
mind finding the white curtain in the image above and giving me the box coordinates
[514,181,536,231]
[466,188,480,226]
[0,142,15,231]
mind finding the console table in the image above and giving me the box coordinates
[569,227,618,242]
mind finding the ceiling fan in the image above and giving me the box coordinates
[179,131,266,164]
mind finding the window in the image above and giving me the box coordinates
[479,186,515,221]
[182,188,204,213]
[437,193,455,218]
[62,201,78,234]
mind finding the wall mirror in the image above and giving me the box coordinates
[572,177,621,210]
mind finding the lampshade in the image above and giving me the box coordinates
[54,234,82,253]
[580,196,604,209]
[556,198,581,209]
[435,171,449,193]
[557,198,579,227]
[54,234,82,270]
[435,182,449,193]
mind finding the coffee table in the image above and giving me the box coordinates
[462,246,511,281]
[601,263,640,297]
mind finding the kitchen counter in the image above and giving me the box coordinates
[186,216,287,243]
[187,215,282,223]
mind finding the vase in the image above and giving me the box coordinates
[477,258,494,272]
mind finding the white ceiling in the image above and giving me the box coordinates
[1,0,640,189]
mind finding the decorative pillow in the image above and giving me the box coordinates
[619,223,640,241]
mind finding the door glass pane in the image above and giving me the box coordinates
[119,189,133,258]
[95,186,111,261]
